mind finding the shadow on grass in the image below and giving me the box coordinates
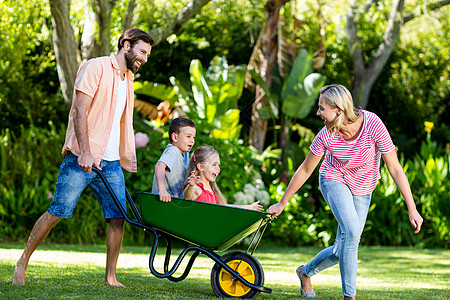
[0,262,220,300]
[1,244,449,299]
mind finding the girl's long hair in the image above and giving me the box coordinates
[185,146,227,205]
[319,84,361,133]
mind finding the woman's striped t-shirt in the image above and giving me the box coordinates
[310,110,395,196]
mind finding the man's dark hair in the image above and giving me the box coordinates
[169,118,196,143]
[118,28,154,51]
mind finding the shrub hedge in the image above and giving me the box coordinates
[1,122,448,248]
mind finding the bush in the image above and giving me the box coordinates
[0,124,64,241]
[2,117,448,249]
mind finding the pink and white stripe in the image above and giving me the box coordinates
[310,110,395,196]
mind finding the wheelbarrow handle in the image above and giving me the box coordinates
[91,166,143,225]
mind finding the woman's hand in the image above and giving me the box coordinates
[409,209,423,233]
[267,202,286,217]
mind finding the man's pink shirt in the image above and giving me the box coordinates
[62,54,137,172]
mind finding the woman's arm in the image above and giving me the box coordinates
[268,151,322,217]
[382,150,423,233]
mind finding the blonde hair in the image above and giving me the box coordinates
[319,84,361,132]
[185,146,227,205]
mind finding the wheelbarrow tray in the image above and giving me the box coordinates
[137,192,270,252]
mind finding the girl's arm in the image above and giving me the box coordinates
[268,151,322,217]
[228,201,263,211]
[183,172,201,200]
[382,150,423,233]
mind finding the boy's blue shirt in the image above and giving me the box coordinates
[151,144,190,198]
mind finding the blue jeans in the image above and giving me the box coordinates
[48,152,126,220]
[304,175,371,297]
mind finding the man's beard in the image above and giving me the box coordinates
[125,50,143,73]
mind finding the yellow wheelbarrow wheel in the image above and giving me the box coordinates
[211,251,264,298]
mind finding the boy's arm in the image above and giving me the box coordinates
[155,161,171,202]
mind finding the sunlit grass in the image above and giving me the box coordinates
[0,243,448,299]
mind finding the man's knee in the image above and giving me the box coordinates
[108,218,124,229]
[41,211,62,225]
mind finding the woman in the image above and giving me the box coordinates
[268,84,423,299]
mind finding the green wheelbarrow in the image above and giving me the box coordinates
[92,168,272,298]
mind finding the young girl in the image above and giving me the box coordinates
[183,146,263,211]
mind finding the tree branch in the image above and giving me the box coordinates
[403,0,450,24]
[364,0,381,13]
[347,0,405,108]
[148,0,212,46]
[369,0,404,73]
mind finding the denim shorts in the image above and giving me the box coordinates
[48,152,126,220]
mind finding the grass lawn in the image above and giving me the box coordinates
[0,242,448,299]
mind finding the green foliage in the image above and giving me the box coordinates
[136,56,245,140]
[411,139,449,247]
[0,124,63,240]
[0,124,132,245]
[1,119,449,248]
[364,139,449,248]
[263,183,335,247]
[138,0,264,83]
[0,0,67,134]
[281,50,326,119]
[250,49,325,176]
[1,0,448,249]
[250,50,326,121]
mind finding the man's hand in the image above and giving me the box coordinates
[78,153,101,173]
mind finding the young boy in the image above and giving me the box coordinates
[152,118,196,202]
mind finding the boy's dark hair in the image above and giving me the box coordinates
[118,28,154,51]
[169,118,196,143]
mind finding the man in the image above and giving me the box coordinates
[12,28,153,286]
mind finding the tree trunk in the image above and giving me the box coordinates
[348,0,449,108]
[94,0,117,56]
[50,0,213,105]
[81,2,98,61]
[49,0,79,106]
[347,0,404,108]
[123,0,137,30]
[249,0,289,152]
